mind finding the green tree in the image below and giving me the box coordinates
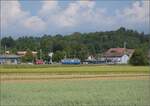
[52,51,65,62]
[22,50,33,63]
[129,49,149,66]
[1,36,15,48]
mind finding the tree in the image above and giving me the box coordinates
[129,49,149,66]
[52,51,65,62]
[1,36,15,48]
[22,50,34,63]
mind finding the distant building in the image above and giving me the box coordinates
[5,51,10,54]
[83,55,97,64]
[87,55,96,61]
[0,55,21,64]
[102,48,134,64]
[17,51,37,56]
[16,51,27,56]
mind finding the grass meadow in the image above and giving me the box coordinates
[1,80,150,106]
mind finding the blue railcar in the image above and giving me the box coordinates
[61,59,80,64]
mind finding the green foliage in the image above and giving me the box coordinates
[21,50,34,62]
[15,36,40,51]
[129,49,149,66]
[52,51,65,62]
[1,36,15,48]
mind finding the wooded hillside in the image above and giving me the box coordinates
[1,27,150,61]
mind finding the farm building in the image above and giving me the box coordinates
[0,55,21,64]
[61,59,81,64]
[17,51,37,56]
[102,48,134,64]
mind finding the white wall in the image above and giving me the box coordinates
[107,55,129,64]
[120,55,129,64]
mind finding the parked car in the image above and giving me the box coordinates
[35,59,44,64]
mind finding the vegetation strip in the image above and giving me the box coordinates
[0,66,149,74]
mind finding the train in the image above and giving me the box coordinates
[61,59,81,64]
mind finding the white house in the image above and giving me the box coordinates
[102,48,134,64]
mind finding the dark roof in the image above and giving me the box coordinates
[103,48,134,57]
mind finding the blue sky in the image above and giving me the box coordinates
[1,0,149,37]
[20,1,133,15]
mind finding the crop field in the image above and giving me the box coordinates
[1,79,150,106]
[0,65,149,74]
[0,65,150,106]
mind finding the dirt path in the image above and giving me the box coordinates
[0,73,150,83]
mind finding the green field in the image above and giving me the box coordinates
[1,80,150,106]
[0,65,150,106]
[0,65,149,74]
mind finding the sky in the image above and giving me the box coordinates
[1,0,150,38]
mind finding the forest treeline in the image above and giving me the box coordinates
[1,27,150,61]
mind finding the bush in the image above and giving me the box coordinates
[21,50,34,62]
[129,49,149,66]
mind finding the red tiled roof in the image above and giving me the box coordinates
[103,48,134,57]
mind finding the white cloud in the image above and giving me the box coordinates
[38,1,79,27]
[116,1,149,24]
[114,1,150,32]
[1,0,149,37]
[23,16,46,31]
[1,1,29,29]
[38,0,110,28]
[38,1,59,17]
[1,0,46,36]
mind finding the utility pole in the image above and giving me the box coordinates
[124,42,127,49]
[4,45,6,54]
[4,45,6,64]
[124,42,127,55]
